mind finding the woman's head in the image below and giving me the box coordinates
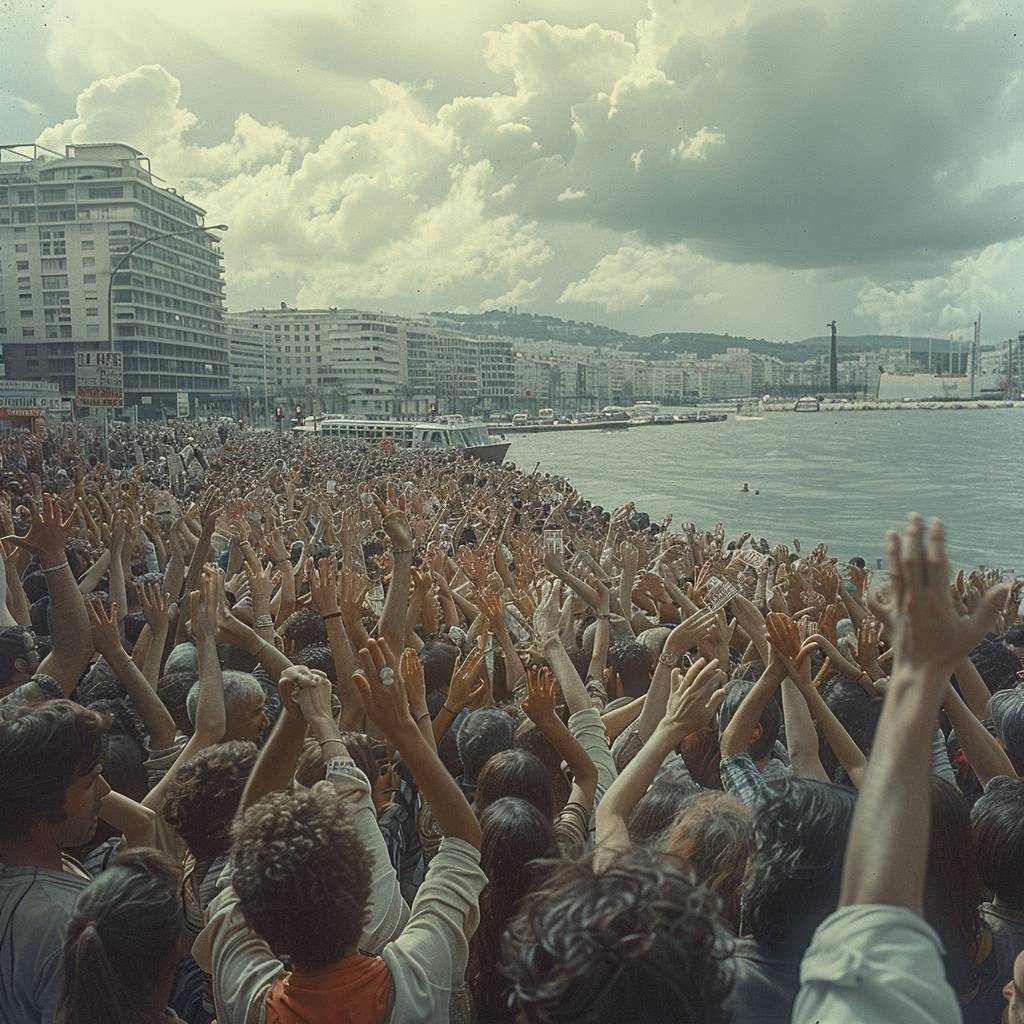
[56,849,183,1024]
[162,740,258,862]
[743,778,854,955]
[925,777,983,997]
[971,775,1024,912]
[473,798,557,1018]
[664,792,754,932]
[476,748,555,821]
[628,776,702,844]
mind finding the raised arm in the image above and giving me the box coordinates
[375,494,414,651]
[5,494,91,695]
[522,666,598,815]
[143,569,226,812]
[942,682,1015,787]
[841,517,1007,910]
[87,598,177,751]
[308,557,363,729]
[355,638,481,849]
[596,658,725,858]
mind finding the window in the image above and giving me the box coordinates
[81,239,95,250]
[15,244,28,253]
[16,261,28,271]
[84,274,96,284]
[83,257,95,268]
[86,308,98,317]
[16,190,33,203]
[86,186,124,199]
[20,309,33,318]
[22,327,34,337]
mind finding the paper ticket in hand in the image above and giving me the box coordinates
[739,549,768,570]
[700,576,739,611]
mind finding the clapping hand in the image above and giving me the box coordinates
[659,657,727,741]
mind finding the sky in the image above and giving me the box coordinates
[2,0,1023,343]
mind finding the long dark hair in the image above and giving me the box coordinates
[471,797,556,1022]
[925,777,984,998]
[55,849,183,1024]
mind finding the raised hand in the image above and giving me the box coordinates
[400,646,428,717]
[522,665,559,727]
[373,492,413,551]
[353,638,417,738]
[307,557,340,616]
[447,644,489,710]
[3,493,77,562]
[660,657,727,741]
[871,515,1009,685]
[532,578,563,637]
[292,667,336,726]
[139,582,170,635]
[86,599,124,660]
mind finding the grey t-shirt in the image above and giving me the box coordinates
[0,859,90,1024]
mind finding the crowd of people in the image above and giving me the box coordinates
[0,418,1023,1024]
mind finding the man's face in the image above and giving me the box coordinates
[57,762,110,848]
[1005,949,1024,1024]
[225,693,269,742]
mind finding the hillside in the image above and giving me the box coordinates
[430,310,954,364]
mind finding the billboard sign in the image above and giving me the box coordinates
[76,352,124,407]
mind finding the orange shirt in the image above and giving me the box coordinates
[266,953,392,1024]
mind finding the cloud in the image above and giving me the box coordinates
[855,240,1024,336]
[558,241,717,312]
[673,127,725,162]
[29,0,1024,338]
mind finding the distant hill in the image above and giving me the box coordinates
[429,309,634,347]
[429,310,955,364]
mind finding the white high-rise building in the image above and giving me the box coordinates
[0,142,227,414]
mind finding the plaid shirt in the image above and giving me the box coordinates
[720,752,770,810]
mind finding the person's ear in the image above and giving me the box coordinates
[750,723,764,745]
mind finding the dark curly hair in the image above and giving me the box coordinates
[279,609,328,651]
[742,777,854,954]
[162,741,258,862]
[230,786,372,971]
[607,639,654,698]
[502,846,734,1024]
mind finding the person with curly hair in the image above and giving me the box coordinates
[161,739,259,937]
[501,846,734,1024]
[193,657,485,1024]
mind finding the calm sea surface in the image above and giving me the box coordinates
[504,408,1022,571]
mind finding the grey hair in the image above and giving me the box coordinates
[186,671,264,728]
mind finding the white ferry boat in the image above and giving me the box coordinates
[292,414,510,463]
[629,401,660,422]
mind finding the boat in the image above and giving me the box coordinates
[794,397,821,412]
[600,405,631,422]
[292,414,510,463]
[629,401,660,421]
[734,399,764,421]
[538,407,555,424]
[673,412,728,424]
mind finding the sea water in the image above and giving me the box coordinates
[505,408,1021,571]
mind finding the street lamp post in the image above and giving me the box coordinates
[104,221,228,452]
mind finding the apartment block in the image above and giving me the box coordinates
[0,142,227,414]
